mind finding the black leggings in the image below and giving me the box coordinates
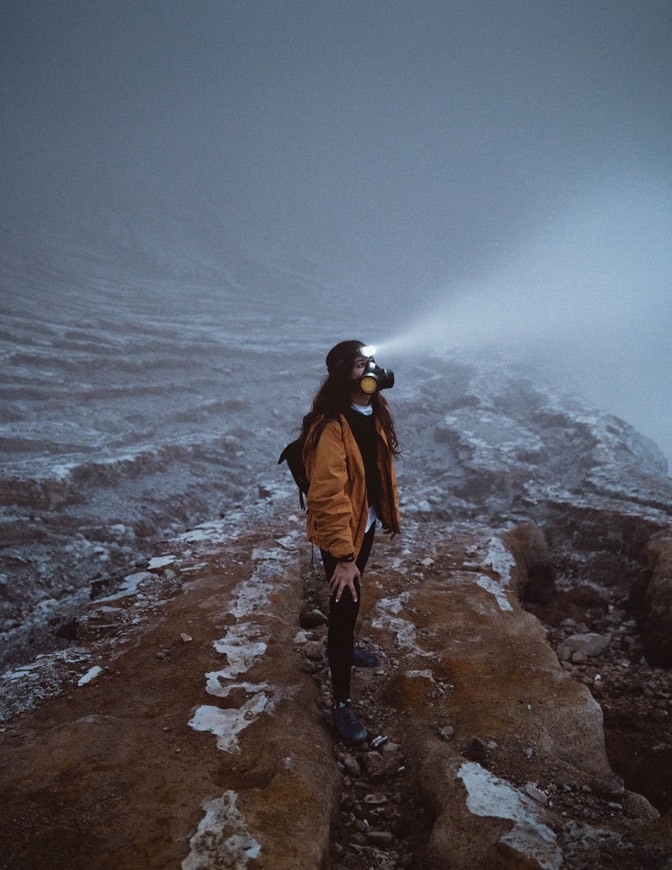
[321,524,376,702]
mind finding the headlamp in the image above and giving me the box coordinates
[325,340,395,392]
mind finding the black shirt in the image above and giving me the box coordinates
[344,406,380,508]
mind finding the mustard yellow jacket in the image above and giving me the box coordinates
[303,414,400,560]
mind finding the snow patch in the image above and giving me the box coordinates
[148,555,176,569]
[229,558,283,619]
[212,625,268,680]
[4,666,41,683]
[483,536,516,585]
[182,791,261,869]
[377,616,420,651]
[459,761,562,870]
[3,647,91,684]
[371,595,428,654]
[374,593,409,614]
[273,533,302,550]
[180,562,208,573]
[94,571,154,603]
[463,535,515,612]
[189,692,277,754]
[189,548,284,753]
[474,574,513,612]
[250,545,290,562]
[177,519,237,547]
[205,675,271,700]
[77,665,103,686]
[406,669,435,681]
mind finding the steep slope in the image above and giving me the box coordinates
[1,501,671,868]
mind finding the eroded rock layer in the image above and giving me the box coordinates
[2,508,671,868]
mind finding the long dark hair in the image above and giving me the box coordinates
[301,340,400,458]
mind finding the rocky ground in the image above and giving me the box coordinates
[1,501,671,869]
[3,336,672,868]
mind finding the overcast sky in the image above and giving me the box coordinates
[2,0,671,460]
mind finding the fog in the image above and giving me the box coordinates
[381,170,672,462]
[2,0,671,464]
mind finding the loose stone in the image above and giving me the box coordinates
[303,640,324,660]
[367,829,394,847]
[343,753,362,778]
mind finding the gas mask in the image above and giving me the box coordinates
[357,346,395,394]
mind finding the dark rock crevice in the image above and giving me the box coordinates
[514,515,672,817]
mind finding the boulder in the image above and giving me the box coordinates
[369,526,651,867]
[504,524,556,603]
[417,750,563,870]
[642,535,672,666]
[556,632,611,661]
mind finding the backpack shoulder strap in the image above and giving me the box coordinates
[278,438,309,508]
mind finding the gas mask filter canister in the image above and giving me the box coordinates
[357,347,395,394]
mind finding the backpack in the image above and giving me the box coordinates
[278,438,309,508]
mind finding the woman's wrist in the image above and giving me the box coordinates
[336,553,355,563]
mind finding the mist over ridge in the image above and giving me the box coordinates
[4,8,672,860]
[1,0,670,463]
[377,170,672,468]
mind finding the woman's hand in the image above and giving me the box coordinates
[330,561,361,603]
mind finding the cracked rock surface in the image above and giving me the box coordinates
[2,335,672,867]
[1,505,671,868]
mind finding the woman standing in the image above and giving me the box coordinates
[301,340,401,743]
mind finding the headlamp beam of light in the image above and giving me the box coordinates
[359,345,376,358]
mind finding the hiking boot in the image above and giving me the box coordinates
[332,701,367,744]
[352,646,379,668]
[324,645,380,669]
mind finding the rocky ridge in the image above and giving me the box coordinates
[1,498,671,868]
[1,353,672,867]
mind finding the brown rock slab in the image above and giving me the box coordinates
[0,523,340,869]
